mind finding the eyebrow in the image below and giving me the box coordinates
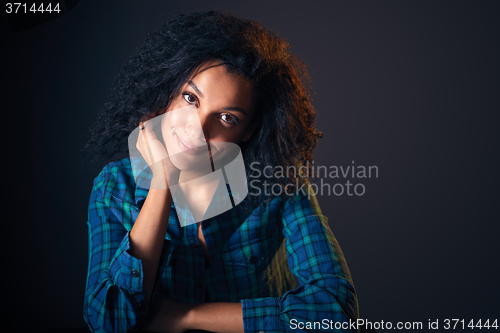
[222,106,247,116]
[188,80,204,98]
[187,80,248,116]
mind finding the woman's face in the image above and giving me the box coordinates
[160,61,255,171]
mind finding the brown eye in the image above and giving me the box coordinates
[182,93,197,105]
[220,113,239,125]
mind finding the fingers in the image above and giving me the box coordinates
[138,122,149,159]
[139,121,156,164]
[135,114,181,190]
[138,121,161,160]
[137,117,176,175]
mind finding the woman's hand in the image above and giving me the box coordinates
[142,294,194,333]
[136,118,179,188]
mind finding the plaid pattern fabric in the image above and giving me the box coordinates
[84,158,359,333]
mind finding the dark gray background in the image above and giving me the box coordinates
[3,0,499,331]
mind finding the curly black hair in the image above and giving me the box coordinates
[84,11,321,210]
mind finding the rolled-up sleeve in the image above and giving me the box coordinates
[83,165,170,333]
[241,189,359,333]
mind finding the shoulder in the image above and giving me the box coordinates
[88,158,142,229]
[90,157,136,204]
[250,182,324,230]
[280,183,323,223]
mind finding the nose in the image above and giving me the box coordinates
[184,108,210,142]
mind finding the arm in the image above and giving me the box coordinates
[129,185,172,303]
[187,302,244,332]
[144,296,244,333]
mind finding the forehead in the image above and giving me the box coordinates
[189,62,253,102]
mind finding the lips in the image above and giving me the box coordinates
[175,133,208,155]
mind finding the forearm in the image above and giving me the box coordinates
[128,177,172,302]
[186,302,244,333]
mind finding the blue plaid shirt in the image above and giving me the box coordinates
[84,158,359,333]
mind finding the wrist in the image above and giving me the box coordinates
[150,173,170,189]
[184,303,198,331]
[150,162,179,190]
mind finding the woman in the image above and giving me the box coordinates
[83,11,358,333]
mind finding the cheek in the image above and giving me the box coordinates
[165,101,188,126]
[209,127,248,144]
[160,115,174,153]
[162,103,201,135]
[160,111,182,154]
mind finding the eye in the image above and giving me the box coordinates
[182,92,198,106]
[220,113,240,125]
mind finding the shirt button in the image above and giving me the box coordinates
[249,255,258,265]
[131,269,140,278]
[214,249,219,255]
[195,280,203,287]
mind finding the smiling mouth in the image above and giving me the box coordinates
[176,133,209,156]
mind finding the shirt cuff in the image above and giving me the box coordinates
[108,231,144,292]
[108,231,173,298]
[241,297,281,333]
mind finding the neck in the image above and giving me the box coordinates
[178,164,214,184]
